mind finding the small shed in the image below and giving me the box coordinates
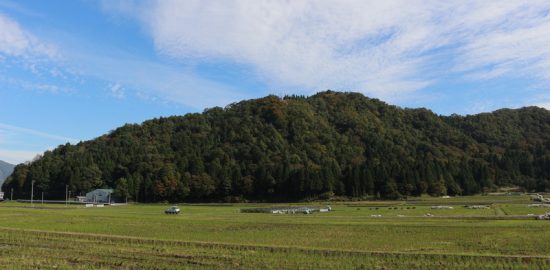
[85,189,114,204]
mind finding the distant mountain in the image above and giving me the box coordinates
[2,91,549,201]
[0,160,15,187]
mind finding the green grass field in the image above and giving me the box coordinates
[0,195,549,269]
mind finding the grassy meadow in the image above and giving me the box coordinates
[0,195,549,269]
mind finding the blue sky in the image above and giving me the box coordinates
[1,0,550,164]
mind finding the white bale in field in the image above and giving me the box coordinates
[467,205,489,209]
[431,205,453,209]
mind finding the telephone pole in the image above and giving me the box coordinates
[31,180,35,207]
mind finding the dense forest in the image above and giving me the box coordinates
[3,91,550,202]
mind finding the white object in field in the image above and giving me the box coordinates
[528,204,550,208]
[467,205,490,209]
[431,205,453,209]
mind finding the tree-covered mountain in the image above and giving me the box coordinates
[0,160,15,188]
[3,91,549,202]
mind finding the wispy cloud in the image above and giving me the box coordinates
[530,94,550,110]
[0,0,44,18]
[0,123,76,164]
[66,48,247,108]
[0,148,39,164]
[0,12,77,97]
[1,8,242,108]
[141,0,438,99]
[102,0,550,102]
[0,123,77,143]
[452,2,550,81]
[535,103,550,110]
[0,75,73,94]
[108,82,125,99]
[0,13,56,58]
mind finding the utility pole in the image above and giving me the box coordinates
[41,192,44,204]
[65,185,68,207]
[31,180,35,207]
[10,188,13,201]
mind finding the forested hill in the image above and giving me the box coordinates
[0,160,15,187]
[3,91,550,202]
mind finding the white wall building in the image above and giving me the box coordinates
[85,189,113,203]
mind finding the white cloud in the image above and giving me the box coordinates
[140,0,438,99]
[0,13,74,97]
[102,0,550,101]
[0,13,56,58]
[453,2,550,80]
